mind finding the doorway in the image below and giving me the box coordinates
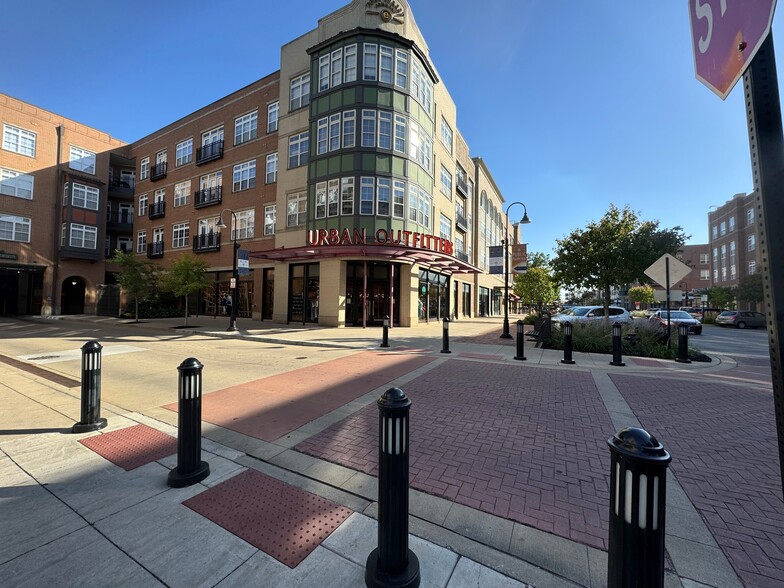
[262,268,274,320]
[345,262,400,327]
[61,276,86,314]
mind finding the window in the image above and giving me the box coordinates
[154,188,165,204]
[287,192,306,227]
[376,178,391,216]
[329,114,341,151]
[713,268,718,281]
[290,73,310,111]
[747,207,754,226]
[730,264,736,280]
[410,59,433,114]
[156,150,167,164]
[3,124,36,157]
[317,118,328,155]
[360,177,374,215]
[730,240,736,264]
[341,178,354,215]
[172,222,189,248]
[440,118,453,153]
[748,234,756,251]
[72,183,100,210]
[69,146,96,174]
[440,213,452,241]
[234,111,258,145]
[0,214,31,242]
[117,237,132,254]
[288,132,309,168]
[331,48,343,87]
[152,228,164,252]
[394,115,406,153]
[315,182,326,219]
[700,269,710,280]
[140,157,150,181]
[419,189,431,228]
[379,46,393,83]
[720,221,726,235]
[378,112,392,149]
[344,44,358,82]
[721,244,726,262]
[267,101,279,133]
[264,205,276,236]
[175,139,193,166]
[390,180,405,219]
[265,153,278,184]
[328,179,339,217]
[395,49,408,88]
[408,185,418,223]
[362,110,376,147]
[0,168,34,199]
[343,111,356,148]
[174,180,191,207]
[363,43,378,80]
[729,216,735,231]
[749,260,756,275]
[233,161,256,191]
[70,223,97,249]
[136,230,147,254]
[201,127,223,147]
[440,165,452,198]
[138,194,148,216]
[700,253,709,264]
[233,209,254,240]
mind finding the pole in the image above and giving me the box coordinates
[501,234,512,338]
[228,239,239,331]
[746,33,784,497]
[665,257,671,349]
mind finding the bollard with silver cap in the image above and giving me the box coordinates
[676,324,690,364]
[381,315,390,348]
[72,341,108,433]
[561,321,575,365]
[441,317,451,354]
[168,357,210,488]
[514,319,526,361]
[609,322,625,367]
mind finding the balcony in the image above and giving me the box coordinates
[148,201,166,219]
[108,179,135,196]
[107,210,134,229]
[456,251,469,263]
[196,140,224,165]
[193,232,221,253]
[150,162,167,181]
[456,175,468,197]
[456,211,468,232]
[194,186,222,208]
[147,241,164,258]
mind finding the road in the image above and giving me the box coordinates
[697,323,772,385]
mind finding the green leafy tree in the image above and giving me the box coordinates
[552,205,686,320]
[708,286,735,310]
[110,250,160,322]
[160,254,211,327]
[513,267,559,314]
[628,284,655,307]
[527,251,551,269]
[735,274,764,308]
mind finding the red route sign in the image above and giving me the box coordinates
[689,0,777,99]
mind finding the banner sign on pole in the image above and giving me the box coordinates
[488,245,504,275]
[238,249,250,275]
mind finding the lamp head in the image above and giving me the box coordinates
[215,218,227,229]
[520,211,531,224]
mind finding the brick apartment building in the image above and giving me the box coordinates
[2,0,522,326]
[708,192,761,289]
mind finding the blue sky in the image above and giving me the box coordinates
[4,1,776,257]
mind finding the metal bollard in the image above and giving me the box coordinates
[365,388,420,588]
[72,341,108,433]
[561,321,575,365]
[441,317,451,354]
[168,358,210,488]
[514,319,526,361]
[381,315,390,348]
[676,324,690,364]
[609,322,625,367]
[607,428,671,588]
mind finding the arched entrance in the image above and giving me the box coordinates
[61,276,86,315]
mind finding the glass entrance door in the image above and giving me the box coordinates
[345,262,400,327]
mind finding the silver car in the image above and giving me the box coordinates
[715,310,766,329]
[551,305,632,325]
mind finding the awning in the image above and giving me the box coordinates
[249,244,481,274]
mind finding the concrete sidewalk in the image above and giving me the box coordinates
[1,314,767,587]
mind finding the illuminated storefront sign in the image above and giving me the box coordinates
[307,228,454,255]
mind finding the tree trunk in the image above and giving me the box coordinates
[134,297,139,323]
[603,286,612,324]
[184,296,189,327]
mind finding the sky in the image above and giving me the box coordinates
[3,0,777,257]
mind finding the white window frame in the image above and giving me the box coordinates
[319,54,330,92]
[747,208,754,226]
[362,109,376,148]
[2,124,36,157]
[440,118,453,154]
[315,181,327,219]
[232,160,256,192]
[360,177,374,215]
[748,234,756,251]
[700,269,710,280]
[379,46,394,84]
[138,194,148,217]
[376,178,391,216]
[265,153,278,184]
[172,222,189,249]
[69,145,96,174]
[329,113,341,151]
[341,177,354,216]
[729,215,735,231]
[72,183,100,210]
[175,139,193,166]
[393,179,405,219]
[331,48,343,87]
[234,111,258,145]
[749,260,756,275]
[378,111,392,150]
[394,115,406,153]
[0,168,34,199]
[174,180,191,207]
[317,117,328,155]
[264,204,276,236]
[136,230,147,253]
[267,101,279,133]
[140,157,150,181]
[343,110,356,148]
[700,253,709,264]
[363,43,378,81]
[328,178,340,217]
[287,192,307,227]
[720,221,726,235]
[152,227,164,246]
[69,223,97,249]
[440,165,452,198]
[232,209,255,240]
[290,73,310,111]
[288,132,309,168]
[344,44,358,82]
[395,49,408,88]
[201,126,224,147]
[0,214,31,242]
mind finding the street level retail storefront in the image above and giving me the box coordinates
[252,228,479,327]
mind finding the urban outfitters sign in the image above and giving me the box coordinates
[307,228,454,255]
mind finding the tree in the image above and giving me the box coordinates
[708,286,735,310]
[513,267,559,314]
[160,254,211,327]
[110,250,160,322]
[552,205,687,320]
[628,285,655,307]
[527,251,551,269]
[735,274,764,308]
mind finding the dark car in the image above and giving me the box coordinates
[648,310,703,335]
[714,310,766,329]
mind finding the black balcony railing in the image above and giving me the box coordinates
[147,241,164,258]
[107,210,134,225]
[148,201,165,219]
[150,162,167,181]
[193,232,221,253]
[196,140,224,165]
[456,211,468,232]
[108,179,135,193]
[194,186,222,208]
[456,175,468,197]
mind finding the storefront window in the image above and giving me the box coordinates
[289,263,319,323]
[418,269,449,322]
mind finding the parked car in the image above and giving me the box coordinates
[714,310,766,329]
[679,307,703,318]
[648,310,702,335]
[551,305,632,325]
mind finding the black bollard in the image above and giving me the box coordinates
[168,358,210,488]
[675,324,690,364]
[609,322,625,367]
[365,388,420,588]
[381,315,390,348]
[72,341,108,433]
[607,428,671,588]
[561,321,575,365]
[514,319,526,361]
[441,317,451,354]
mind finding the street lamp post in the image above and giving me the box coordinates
[501,202,531,339]
[216,209,240,332]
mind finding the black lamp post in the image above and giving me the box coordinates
[216,209,240,332]
[501,202,531,339]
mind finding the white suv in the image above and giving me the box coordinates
[552,305,632,325]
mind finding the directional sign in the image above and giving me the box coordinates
[644,254,691,288]
[689,0,777,99]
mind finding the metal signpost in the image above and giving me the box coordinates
[644,254,692,346]
[689,0,784,498]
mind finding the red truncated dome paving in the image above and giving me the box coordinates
[183,469,352,568]
[78,424,177,471]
